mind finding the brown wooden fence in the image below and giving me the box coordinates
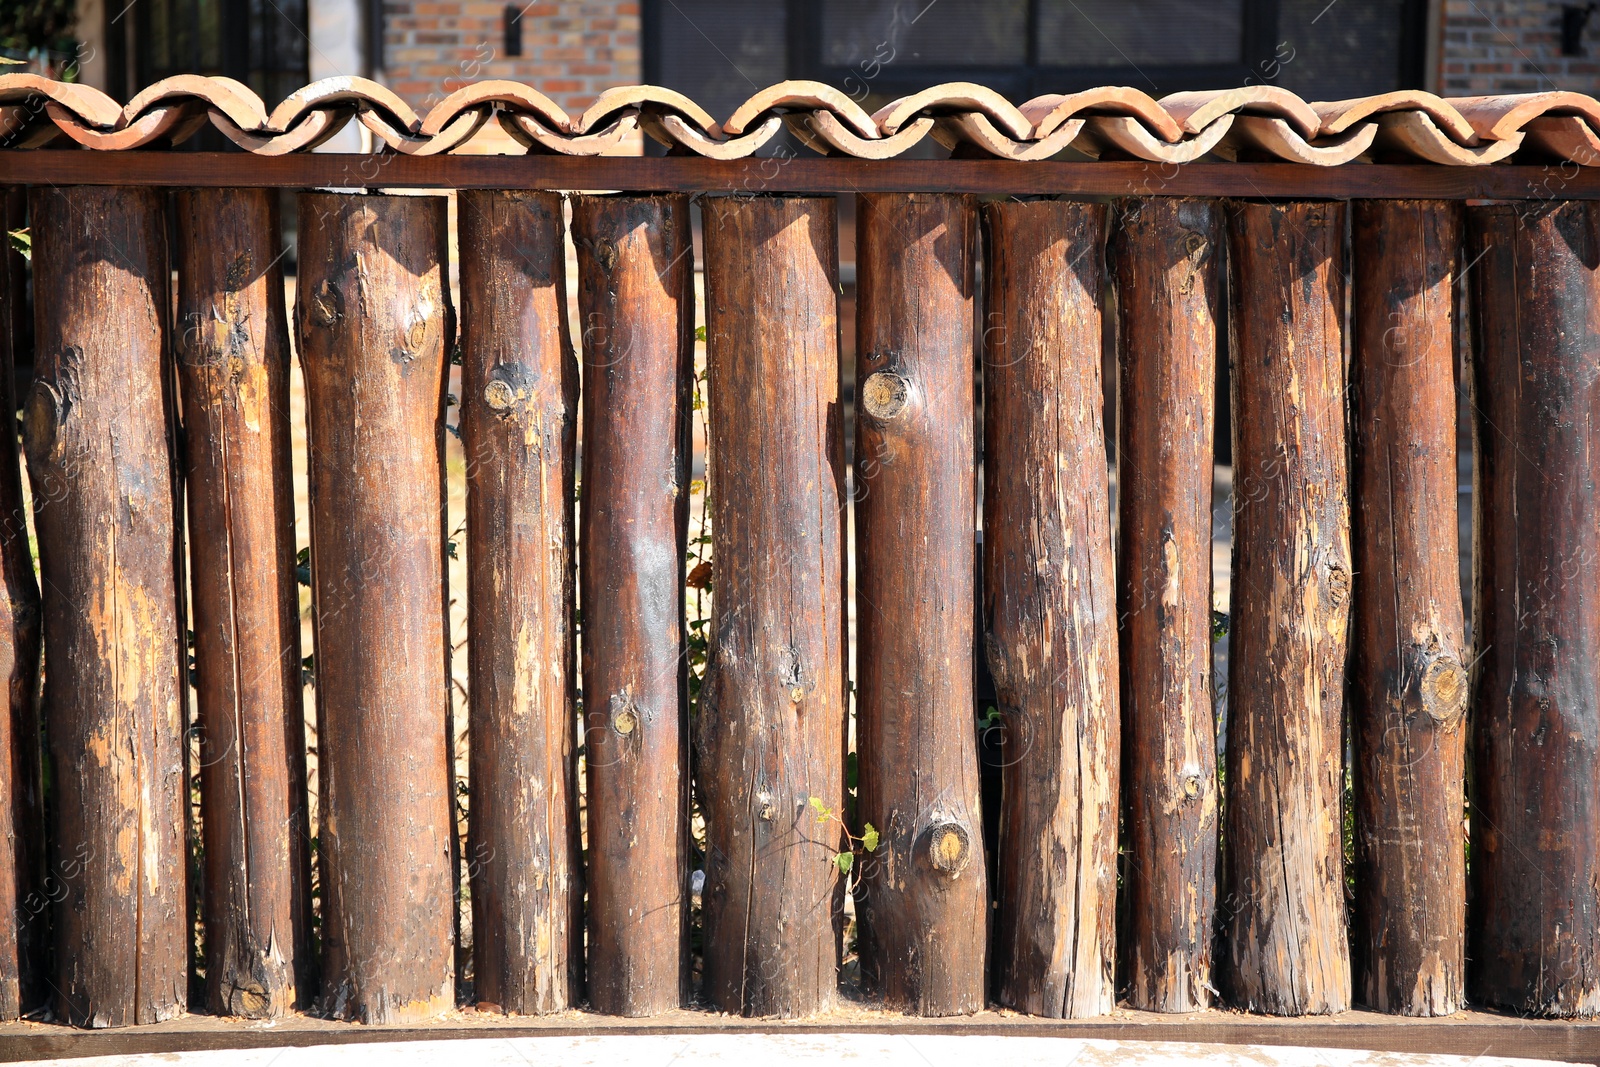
[9,76,1600,1062]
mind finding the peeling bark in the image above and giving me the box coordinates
[572,193,692,1017]
[854,192,987,1016]
[459,190,582,1015]
[699,195,846,1018]
[983,199,1120,1019]
[1221,199,1351,1016]
[1468,200,1600,1017]
[0,186,43,1022]
[26,185,187,1027]
[296,192,455,1023]
[1111,197,1220,1014]
[1349,200,1465,1017]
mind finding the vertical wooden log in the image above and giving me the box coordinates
[982,199,1119,1018]
[571,193,691,1017]
[1222,200,1351,1016]
[1111,197,1221,1014]
[699,195,846,1018]
[0,187,42,1022]
[24,186,186,1027]
[458,190,581,1015]
[853,191,986,1015]
[296,192,455,1022]
[1468,200,1600,1017]
[174,188,313,1017]
[1349,200,1466,1017]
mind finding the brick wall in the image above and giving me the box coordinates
[1441,0,1600,95]
[381,1,641,151]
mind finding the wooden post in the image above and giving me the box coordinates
[458,190,582,1015]
[1468,200,1600,1017]
[0,187,42,1022]
[699,195,846,1018]
[296,192,455,1023]
[982,199,1119,1018]
[1111,197,1221,1014]
[1222,199,1351,1016]
[571,193,692,1017]
[853,191,986,1015]
[24,186,186,1027]
[174,188,313,1018]
[1349,200,1466,1017]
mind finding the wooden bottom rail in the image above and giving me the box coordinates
[2,1009,1598,1064]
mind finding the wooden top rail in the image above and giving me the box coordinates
[4,152,1600,198]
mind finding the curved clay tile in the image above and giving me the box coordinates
[1077,113,1234,162]
[650,112,784,158]
[500,110,641,155]
[212,106,353,155]
[723,80,877,139]
[125,74,269,132]
[1160,86,1320,139]
[1021,86,1182,142]
[419,80,572,137]
[1371,112,1522,164]
[362,106,487,154]
[265,76,419,135]
[578,84,718,136]
[1449,91,1600,141]
[1311,90,1475,143]
[930,112,1087,161]
[873,82,1030,140]
[786,110,934,158]
[1219,115,1378,165]
[46,99,209,149]
[1522,115,1600,165]
[0,73,124,128]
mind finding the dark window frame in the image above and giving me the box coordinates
[644,0,1431,103]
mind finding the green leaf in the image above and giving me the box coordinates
[861,824,880,853]
[835,851,853,874]
[694,325,707,342]
[8,228,30,261]
[808,796,829,819]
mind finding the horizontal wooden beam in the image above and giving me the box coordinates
[1,1009,1596,1064]
[4,151,1600,198]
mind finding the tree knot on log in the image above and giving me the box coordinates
[1417,650,1468,726]
[22,379,66,463]
[309,279,342,328]
[861,370,912,422]
[923,821,972,875]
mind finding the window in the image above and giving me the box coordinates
[645,0,1429,118]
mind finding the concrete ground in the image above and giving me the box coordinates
[21,1034,1586,1067]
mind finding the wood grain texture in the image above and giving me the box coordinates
[699,195,846,1018]
[21,153,1600,202]
[853,192,987,1016]
[571,193,692,1017]
[1468,200,1600,1017]
[295,192,455,1023]
[458,189,582,1015]
[982,199,1120,1019]
[0,186,42,1022]
[1221,199,1351,1016]
[174,187,314,1019]
[1348,200,1466,1018]
[1110,197,1220,1014]
[24,185,187,1027]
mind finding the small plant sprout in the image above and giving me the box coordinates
[808,795,879,874]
